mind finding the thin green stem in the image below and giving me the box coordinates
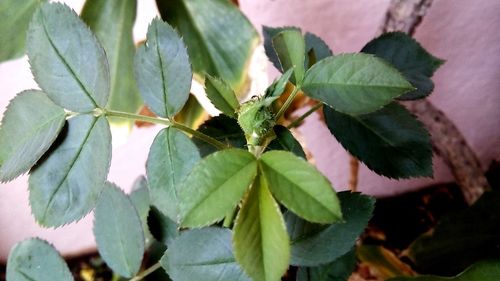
[275,85,300,121]
[129,262,162,281]
[287,103,323,129]
[104,109,227,150]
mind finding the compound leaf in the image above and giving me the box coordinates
[0,90,65,182]
[29,115,111,227]
[94,183,145,278]
[27,3,110,112]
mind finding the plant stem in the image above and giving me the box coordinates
[287,103,322,129]
[129,262,162,281]
[275,85,301,121]
[104,109,227,150]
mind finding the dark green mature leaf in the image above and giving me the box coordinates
[135,18,191,118]
[147,127,201,221]
[272,29,306,84]
[362,32,444,100]
[263,26,300,72]
[304,32,333,68]
[178,149,257,227]
[265,68,294,98]
[0,0,46,62]
[296,248,356,281]
[324,103,432,179]
[6,238,72,281]
[408,191,500,276]
[290,192,375,266]
[234,173,290,281]
[0,90,65,182]
[260,151,341,224]
[94,183,144,278]
[157,0,259,94]
[81,0,142,125]
[302,54,413,115]
[29,115,111,227]
[205,75,239,118]
[27,3,110,112]
[387,261,500,281]
[161,227,250,281]
[147,207,179,247]
[267,125,306,159]
[193,115,246,157]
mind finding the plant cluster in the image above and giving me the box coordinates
[1,1,446,281]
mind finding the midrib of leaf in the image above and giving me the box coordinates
[180,257,235,267]
[41,118,99,222]
[110,191,134,274]
[154,22,170,117]
[183,160,255,219]
[177,0,218,76]
[166,130,177,211]
[259,162,334,217]
[304,82,411,91]
[40,10,99,109]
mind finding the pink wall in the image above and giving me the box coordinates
[1,0,499,260]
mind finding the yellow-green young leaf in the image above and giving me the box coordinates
[81,0,142,126]
[29,115,112,227]
[0,90,66,182]
[27,3,110,112]
[233,173,290,281]
[135,18,192,118]
[302,53,414,115]
[161,228,250,281]
[178,149,257,227]
[388,261,500,281]
[6,238,72,281]
[264,68,294,98]
[262,26,300,74]
[272,29,306,85]
[205,75,239,118]
[146,127,201,221]
[94,183,145,278]
[156,0,259,94]
[259,151,342,224]
[0,0,47,62]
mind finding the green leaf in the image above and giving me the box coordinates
[6,238,72,281]
[302,53,413,115]
[81,0,142,126]
[175,94,208,129]
[296,248,356,281]
[157,0,259,94]
[29,115,111,227]
[267,125,306,159]
[147,206,179,247]
[161,227,250,281]
[178,149,257,227]
[265,68,294,98]
[0,0,46,62]
[304,32,333,67]
[362,32,444,100]
[387,261,500,281]
[290,192,375,266]
[205,75,239,118]
[94,183,145,278]
[27,3,110,112]
[135,18,191,118]
[259,150,341,224]
[323,103,432,179]
[408,191,500,276]
[0,90,65,182]
[263,26,300,73]
[129,176,153,246]
[147,127,201,221]
[272,29,306,84]
[233,173,290,281]
[193,115,246,157]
